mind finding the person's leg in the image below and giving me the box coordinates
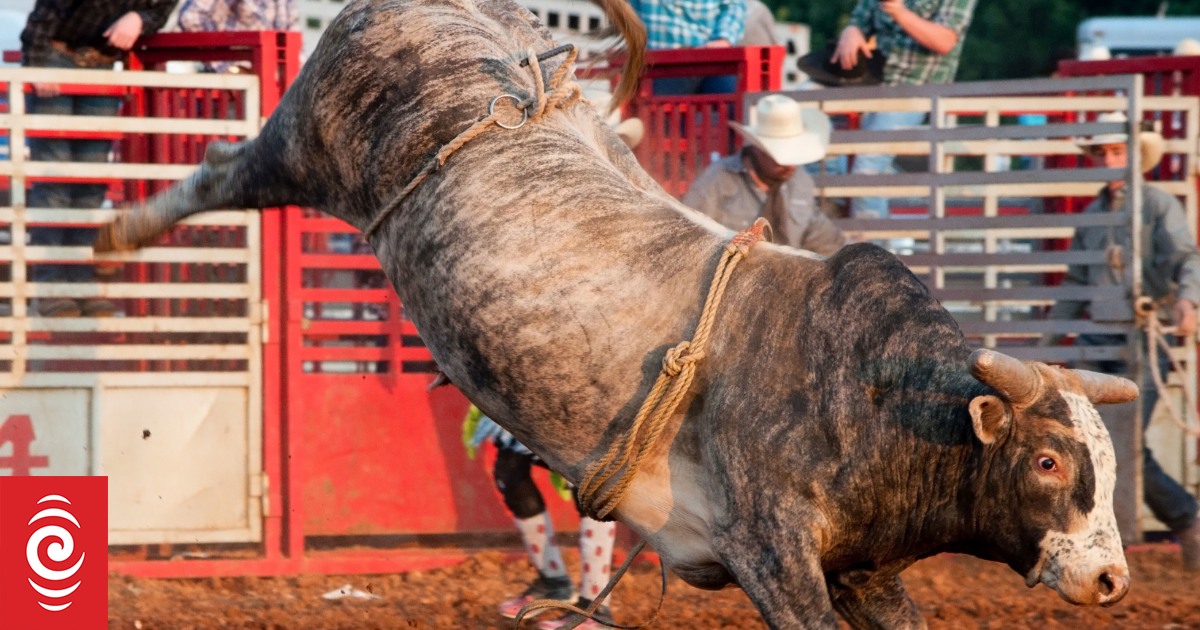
[849,111,927,219]
[697,74,737,94]
[576,516,617,601]
[27,84,80,314]
[493,448,573,618]
[69,93,120,210]
[1139,335,1199,533]
[69,93,121,312]
[536,508,617,630]
[651,76,704,96]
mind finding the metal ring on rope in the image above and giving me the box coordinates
[489,94,528,129]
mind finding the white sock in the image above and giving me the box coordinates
[515,512,567,578]
[578,517,617,600]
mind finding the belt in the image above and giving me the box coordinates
[50,41,118,68]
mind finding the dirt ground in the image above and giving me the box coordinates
[109,544,1200,629]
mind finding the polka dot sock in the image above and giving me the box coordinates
[515,512,567,578]
[578,517,617,599]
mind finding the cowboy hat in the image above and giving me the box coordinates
[796,41,885,87]
[730,95,831,166]
[1175,38,1200,56]
[1076,111,1165,173]
[1079,45,1112,61]
[613,117,644,149]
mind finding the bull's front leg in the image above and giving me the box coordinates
[827,568,925,630]
[713,528,839,629]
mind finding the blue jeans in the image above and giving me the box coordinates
[28,49,120,283]
[652,75,737,96]
[850,111,928,219]
[1077,333,1199,531]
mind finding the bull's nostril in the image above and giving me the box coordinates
[1098,572,1115,596]
[1097,569,1130,605]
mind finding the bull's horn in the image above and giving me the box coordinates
[970,349,1042,405]
[1073,369,1139,405]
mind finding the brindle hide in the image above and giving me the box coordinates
[95,0,1140,627]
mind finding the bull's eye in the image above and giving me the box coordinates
[1037,456,1058,472]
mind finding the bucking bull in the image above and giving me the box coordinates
[96,0,1140,627]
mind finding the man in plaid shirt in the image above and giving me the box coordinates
[631,0,747,94]
[831,0,977,219]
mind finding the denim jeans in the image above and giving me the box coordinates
[652,75,737,96]
[27,48,120,283]
[1077,333,1199,531]
[850,111,928,219]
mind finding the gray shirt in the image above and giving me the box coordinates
[682,154,845,256]
[739,0,779,47]
[1049,181,1200,324]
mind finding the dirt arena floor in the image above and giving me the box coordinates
[109,544,1199,629]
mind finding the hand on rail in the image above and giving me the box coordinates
[104,11,144,51]
[703,39,731,48]
[32,83,61,98]
[1173,298,1197,338]
[833,25,871,70]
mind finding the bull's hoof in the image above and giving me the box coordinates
[93,221,131,254]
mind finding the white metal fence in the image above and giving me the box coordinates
[0,66,265,544]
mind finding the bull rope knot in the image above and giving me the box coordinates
[362,45,582,239]
[577,218,770,522]
[662,341,703,377]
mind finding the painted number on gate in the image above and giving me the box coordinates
[0,415,50,475]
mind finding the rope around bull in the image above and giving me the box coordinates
[362,45,582,240]
[1139,298,1200,437]
[577,219,770,520]
[518,219,769,630]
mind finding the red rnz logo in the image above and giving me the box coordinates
[0,476,107,629]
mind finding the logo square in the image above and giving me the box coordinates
[0,476,108,629]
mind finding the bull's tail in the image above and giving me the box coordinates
[596,0,645,110]
[94,139,276,253]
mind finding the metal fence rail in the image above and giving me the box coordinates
[0,66,264,545]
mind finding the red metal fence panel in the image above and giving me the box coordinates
[626,47,784,197]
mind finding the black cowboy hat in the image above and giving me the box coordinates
[796,41,886,87]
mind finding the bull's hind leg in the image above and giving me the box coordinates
[714,530,839,629]
[96,135,302,253]
[827,570,925,630]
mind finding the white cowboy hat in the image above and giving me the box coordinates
[1076,111,1165,173]
[1175,38,1200,56]
[1079,45,1112,61]
[613,117,644,149]
[730,95,830,166]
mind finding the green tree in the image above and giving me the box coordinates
[767,0,1200,81]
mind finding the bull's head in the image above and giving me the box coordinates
[968,348,1137,606]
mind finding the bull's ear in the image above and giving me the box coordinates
[969,395,1010,445]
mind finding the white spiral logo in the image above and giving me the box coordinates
[26,494,85,612]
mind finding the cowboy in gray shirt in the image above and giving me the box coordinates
[1044,112,1200,571]
[683,95,845,256]
[1048,183,1200,325]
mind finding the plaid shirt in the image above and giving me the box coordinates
[20,0,175,67]
[178,0,298,33]
[631,0,746,50]
[850,0,977,86]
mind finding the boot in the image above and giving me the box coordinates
[1177,519,1200,572]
